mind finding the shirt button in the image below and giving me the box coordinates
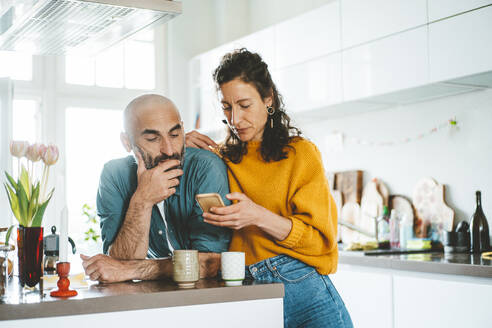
[252,267,258,273]
[158,230,163,235]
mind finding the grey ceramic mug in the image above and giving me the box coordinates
[172,250,199,288]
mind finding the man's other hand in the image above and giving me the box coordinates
[81,254,133,283]
[133,153,183,206]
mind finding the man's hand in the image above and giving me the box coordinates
[198,252,221,278]
[81,254,134,283]
[133,153,183,207]
[185,130,218,151]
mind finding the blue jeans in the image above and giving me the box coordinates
[246,255,353,328]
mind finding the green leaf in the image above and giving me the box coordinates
[19,166,30,200]
[27,182,40,221]
[31,189,53,227]
[16,181,29,226]
[5,225,14,246]
[5,171,17,190]
[4,184,22,225]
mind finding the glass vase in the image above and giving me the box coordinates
[17,226,44,288]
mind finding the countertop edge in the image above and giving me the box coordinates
[0,283,285,321]
[338,253,492,278]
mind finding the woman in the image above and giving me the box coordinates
[191,48,352,328]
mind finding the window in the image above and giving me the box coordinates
[12,99,40,177]
[0,51,33,80]
[65,28,155,90]
[65,107,126,254]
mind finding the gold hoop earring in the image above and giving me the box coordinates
[267,106,275,128]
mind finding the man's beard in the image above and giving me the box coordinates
[137,144,185,170]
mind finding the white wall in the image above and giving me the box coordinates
[300,89,492,224]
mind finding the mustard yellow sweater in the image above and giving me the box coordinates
[226,137,338,275]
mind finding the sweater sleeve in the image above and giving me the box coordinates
[275,141,338,256]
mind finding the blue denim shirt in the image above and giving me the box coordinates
[97,147,232,258]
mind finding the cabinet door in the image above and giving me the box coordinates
[393,274,492,328]
[274,2,340,69]
[274,52,342,113]
[428,0,492,22]
[331,267,393,328]
[341,0,427,48]
[231,27,276,70]
[342,26,428,102]
[429,6,492,82]
[198,85,224,134]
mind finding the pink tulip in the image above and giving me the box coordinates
[37,144,47,159]
[9,140,29,158]
[42,144,59,166]
[26,143,42,162]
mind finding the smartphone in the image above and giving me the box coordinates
[195,193,225,213]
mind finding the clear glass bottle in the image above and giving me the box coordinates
[389,209,400,249]
[377,206,390,242]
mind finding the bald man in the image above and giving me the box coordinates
[81,94,231,283]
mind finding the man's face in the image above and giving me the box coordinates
[128,102,185,170]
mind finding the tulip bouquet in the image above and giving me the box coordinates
[4,141,59,227]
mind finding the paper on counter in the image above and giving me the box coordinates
[42,272,88,290]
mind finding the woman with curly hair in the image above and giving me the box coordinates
[187,48,352,328]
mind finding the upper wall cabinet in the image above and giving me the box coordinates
[429,6,492,82]
[230,26,276,70]
[274,1,340,70]
[428,0,492,22]
[275,52,342,113]
[341,0,427,48]
[342,26,428,101]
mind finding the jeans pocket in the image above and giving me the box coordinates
[272,258,317,283]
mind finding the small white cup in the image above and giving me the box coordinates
[221,252,245,286]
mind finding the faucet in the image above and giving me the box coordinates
[338,214,380,242]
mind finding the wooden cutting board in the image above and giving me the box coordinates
[412,178,454,240]
[390,195,415,228]
[359,179,383,242]
[334,170,363,204]
[340,202,362,244]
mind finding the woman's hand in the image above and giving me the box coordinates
[202,192,266,230]
[185,130,218,150]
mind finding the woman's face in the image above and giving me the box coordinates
[219,78,272,142]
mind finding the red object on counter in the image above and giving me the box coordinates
[50,262,78,297]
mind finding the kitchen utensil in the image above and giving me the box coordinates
[334,170,363,204]
[376,179,389,207]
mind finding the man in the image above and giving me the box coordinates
[81,94,231,283]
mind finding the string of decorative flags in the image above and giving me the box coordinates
[325,117,458,149]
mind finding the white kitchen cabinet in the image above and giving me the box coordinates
[393,274,492,328]
[342,26,428,102]
[231,27,276,70]
[198,85,225,133]
[428,0,492,22]
[341,0,427,48]
[275,52,342,113]
[275,1,340,69]
[429,5,492,83]
[331,267,393,328]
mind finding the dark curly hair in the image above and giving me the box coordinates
[213,48,301,163]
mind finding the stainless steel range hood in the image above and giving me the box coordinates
[0,0,181,55]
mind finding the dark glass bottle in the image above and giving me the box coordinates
[470,191,490,253]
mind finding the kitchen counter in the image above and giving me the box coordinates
[338,250,492,278]
[0,277,284,322]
